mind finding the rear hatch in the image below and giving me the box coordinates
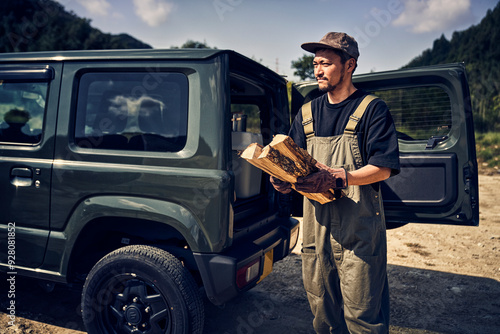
[292,63,479,226]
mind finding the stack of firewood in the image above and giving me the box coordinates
[240,134,340,204]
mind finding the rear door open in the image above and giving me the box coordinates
[292,63,479,227]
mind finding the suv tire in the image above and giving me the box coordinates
[81,245,204,334]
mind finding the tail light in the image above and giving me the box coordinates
[236,259,260,289]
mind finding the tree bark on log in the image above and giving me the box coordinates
[240,134,339,204]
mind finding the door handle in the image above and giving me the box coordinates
[11,167,33,187]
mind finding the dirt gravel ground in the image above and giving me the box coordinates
[1,173,499,334]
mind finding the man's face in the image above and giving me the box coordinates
[313,49,348,93]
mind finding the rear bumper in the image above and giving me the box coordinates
[193,216,299,305]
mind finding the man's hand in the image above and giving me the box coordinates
[294,162,347,193]
[270,176,292,194]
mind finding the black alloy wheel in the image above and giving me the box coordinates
[82,245,204,334]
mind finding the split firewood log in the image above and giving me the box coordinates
[240,135,340,204]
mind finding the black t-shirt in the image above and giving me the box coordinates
[289,90,400,174]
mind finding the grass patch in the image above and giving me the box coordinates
[476,132,500,170]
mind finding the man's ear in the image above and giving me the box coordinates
[346,58,356,72]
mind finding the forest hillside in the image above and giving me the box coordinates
[404,2,500,133]
[0,0,151,53]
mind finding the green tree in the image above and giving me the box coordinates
[181,40,212,49]
[169,40,215,49]
[291,54,315,80]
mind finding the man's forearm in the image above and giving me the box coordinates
[346,164,391,186]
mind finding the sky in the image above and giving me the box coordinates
[53,0,498,81]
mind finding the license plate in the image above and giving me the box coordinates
[257,249,273,284]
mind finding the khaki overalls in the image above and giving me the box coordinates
[301,96,390,334]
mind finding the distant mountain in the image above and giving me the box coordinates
[0,0,151,53]
[404,2,500,132]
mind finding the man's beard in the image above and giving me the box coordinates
[318,66,345,93]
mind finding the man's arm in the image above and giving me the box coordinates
[347,164,391,186]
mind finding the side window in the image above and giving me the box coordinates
[0,81,48,144]
[75,72,188,152]
[369,86,452,141]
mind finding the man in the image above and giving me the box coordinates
[271,32,400,333]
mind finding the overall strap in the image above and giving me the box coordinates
[344,95,378,134]
[301,101,315,139]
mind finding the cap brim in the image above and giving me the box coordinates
[301,42,336,53]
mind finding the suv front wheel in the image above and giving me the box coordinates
[82,245,204,334]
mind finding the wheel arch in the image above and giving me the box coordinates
[67,217,202,282]
[47,196,212,282]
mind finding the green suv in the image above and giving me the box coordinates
[0,49,478,334]
[0,49,299,333]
